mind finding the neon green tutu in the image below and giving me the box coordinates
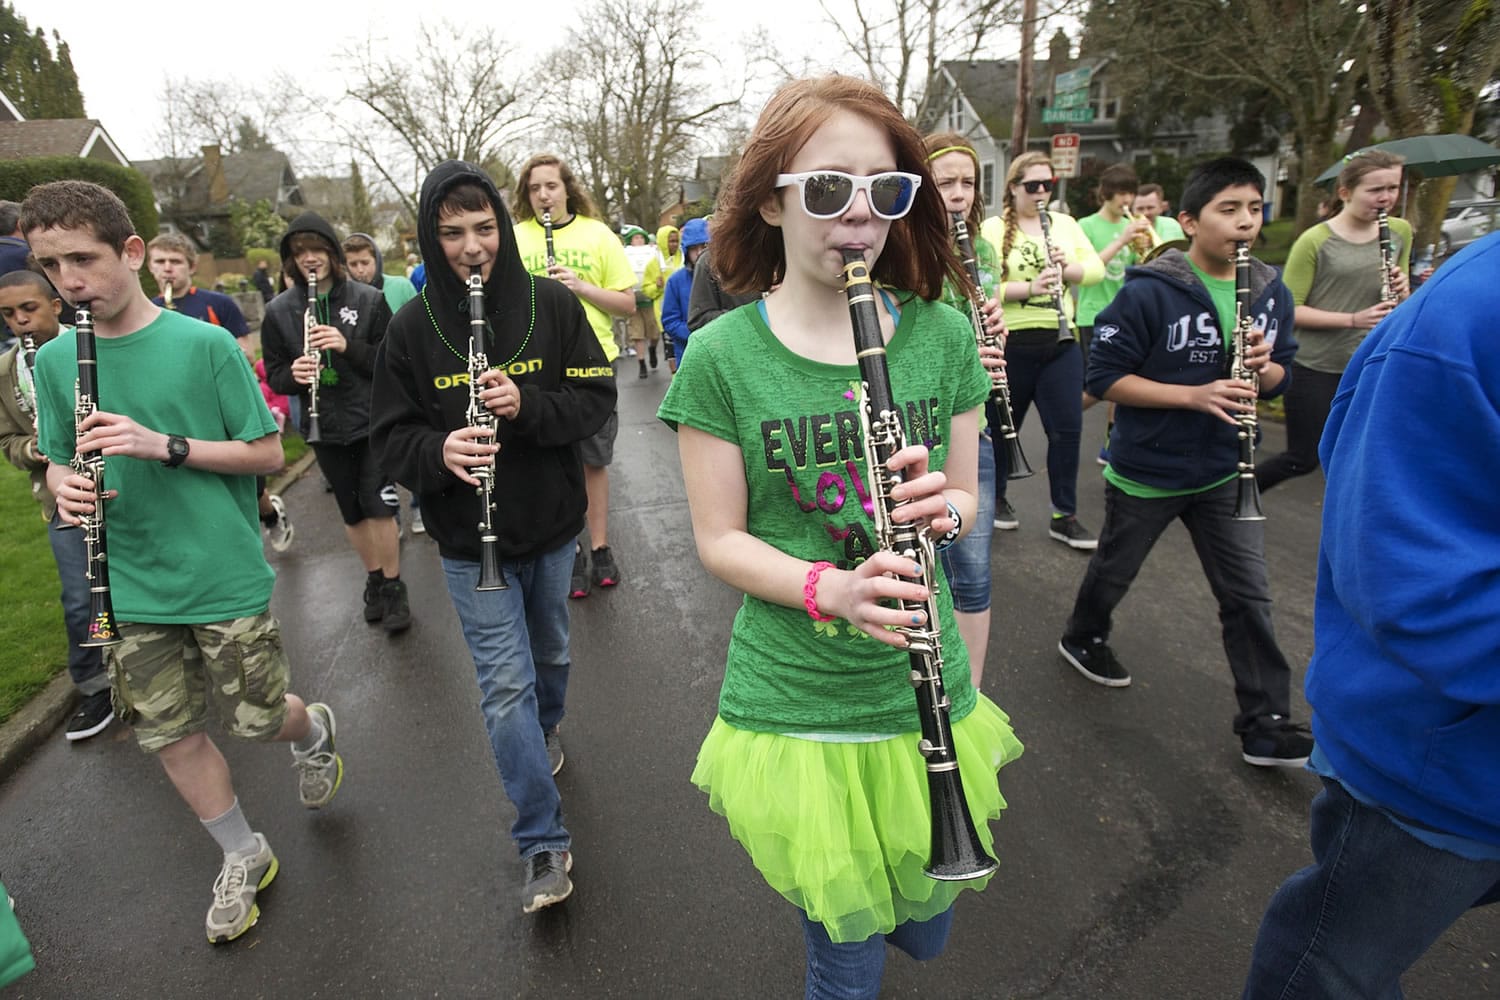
[690,694,1023,943]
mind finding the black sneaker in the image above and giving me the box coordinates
[569,545,590,599]
[648,344,658,369]
[522,849,574,913]
[381,579,411,633]
[1049,514,1098,550]
[1058,636,1131,687]
[1242,719,1314,768]
[545,727,564,776]
[64,689,114,742]
[590,546,621,588]
[363,576,385,623]
[993,498,1019,531]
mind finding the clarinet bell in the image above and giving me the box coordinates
[1003,432,1034,481]
[304,413,322,445]
[476,538,509,592]
[924,769,998,881]
[1233,474,1265,522]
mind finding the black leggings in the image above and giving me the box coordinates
[1255,363,1344,492]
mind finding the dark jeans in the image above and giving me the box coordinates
[801,905,954,999]
[1255,364,1343,492]
[1063,479,1292,734]
[46,512,107,695]
[993,337,1083,516]
[1244,778,1500,999]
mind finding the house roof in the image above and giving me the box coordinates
[137,149,301,218]
[0,119,129,165]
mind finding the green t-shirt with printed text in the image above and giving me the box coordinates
[658,296,990,734]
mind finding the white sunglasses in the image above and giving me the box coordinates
[774,170,923,220]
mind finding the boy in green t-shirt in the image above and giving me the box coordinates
[24,180,344,947]
[1057,157,1310,769]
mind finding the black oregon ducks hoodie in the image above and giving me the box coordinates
[369,160,616,562]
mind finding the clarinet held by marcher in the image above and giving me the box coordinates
[1377,209,1396,304]
[1230,242,1265,522]
[952,212,1031,480]
[1035,199,1072,341]
[468,268,508,592]
[71,302,122,647]
[542,210,556,270]
[303,266,323,444]
[840,249,995,882]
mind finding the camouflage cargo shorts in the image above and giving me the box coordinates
[105,613,291,753]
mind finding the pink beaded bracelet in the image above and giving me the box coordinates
[803,561,836,622]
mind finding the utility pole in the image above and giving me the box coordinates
[1010,0,1038,162]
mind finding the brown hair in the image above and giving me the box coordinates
[19,181,135,253]
[436,182,494,221]
[341,233,377,257]
[1137,183,1166,201]
[1096,164,1139,202]
[147,232,198,264]
[282,232,345,286]
[713,75,962,300]
[513,154,598,223]
[1327,149,1406,217]
[923,131,986,233]
[996,151,1054,280]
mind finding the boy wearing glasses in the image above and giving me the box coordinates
[1056,157,1309,768]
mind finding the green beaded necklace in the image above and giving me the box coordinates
[420,274,537,368]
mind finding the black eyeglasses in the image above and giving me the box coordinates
[1020,179,1055,195]
[774,171,923,220]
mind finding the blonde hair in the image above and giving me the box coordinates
[996,151,1053,280]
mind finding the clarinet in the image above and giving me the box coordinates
[302,268,323,444]
[952,213,1032,480]
[542,210,556,269]
[162,281,175,311]
[1034,200,1073,341]
[1377,210,1396,304]
[1230,242,1265,522]
[840,250,996,882]
[71,303,123,647]
[467,268,508,592]
[17,332,37,431]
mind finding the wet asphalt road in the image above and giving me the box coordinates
[1,359,1496,999]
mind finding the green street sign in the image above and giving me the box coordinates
[1054,67,1092,94]
[1042,107,1096,124]
[1054,89,1090,109]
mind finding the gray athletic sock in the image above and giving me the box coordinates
[201,798,258,857]
[293,714,326,754]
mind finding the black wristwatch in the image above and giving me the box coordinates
[163,434,190,468]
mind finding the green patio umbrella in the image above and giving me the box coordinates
[1315,133,1500,186]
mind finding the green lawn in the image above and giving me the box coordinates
[0,464,67,724]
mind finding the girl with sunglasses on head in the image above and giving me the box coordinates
[658,75,1023,999]
[980,152,1104,549]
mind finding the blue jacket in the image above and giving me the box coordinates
[1308,232,1500,846]
[1088,249,1296,491]
[662,265,694,357]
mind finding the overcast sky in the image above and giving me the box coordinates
[18,0,852,162]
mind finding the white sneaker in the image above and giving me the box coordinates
[411,508,426,535]
[265,495,294,552]
[206,833,277,944]
[292,703,343,808]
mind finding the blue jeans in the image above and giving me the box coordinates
[1244,778,1500,999]
[939,429,996,613]
[46,512,107,695]
[441,540,573,859]
[1063,479,1292,734]
[801,905,955,999]
[992,338,1083,516]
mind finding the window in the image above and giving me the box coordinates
[982,162,996,206]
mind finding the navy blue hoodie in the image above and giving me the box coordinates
[1087,249,1296,491]
[368,161,616,563]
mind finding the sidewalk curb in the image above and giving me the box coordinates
[0,452,317,782]
[0,673,76,785]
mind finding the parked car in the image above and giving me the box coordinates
[1439,200,1499,256]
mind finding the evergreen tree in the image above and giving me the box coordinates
[0,6,86,118]
[349,161,375,236]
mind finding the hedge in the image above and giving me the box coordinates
[0,156,159,242]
